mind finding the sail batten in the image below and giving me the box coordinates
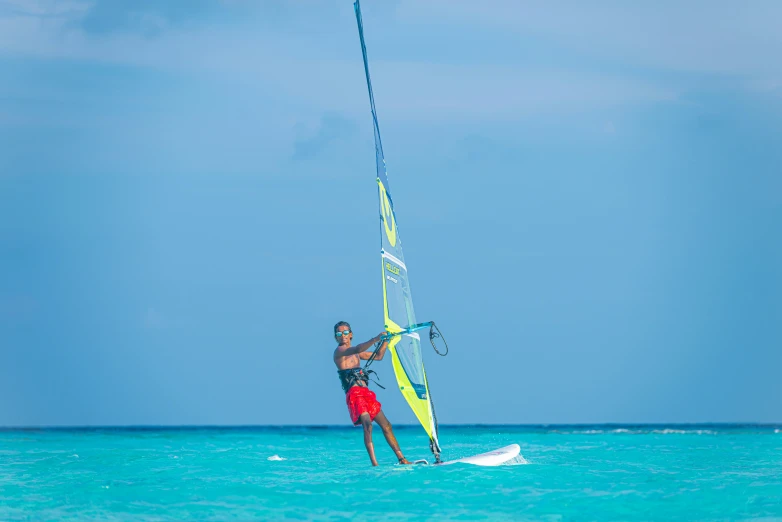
[354,0,441,459]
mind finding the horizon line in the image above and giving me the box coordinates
[2,422,780,431]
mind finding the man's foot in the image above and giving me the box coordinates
[398,458,411,465]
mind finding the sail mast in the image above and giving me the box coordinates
[354,0,387,186]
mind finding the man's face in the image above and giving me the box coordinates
[335,325,352,345]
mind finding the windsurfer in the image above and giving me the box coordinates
[332,320,411,466]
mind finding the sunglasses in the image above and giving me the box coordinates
[335,330,352,337]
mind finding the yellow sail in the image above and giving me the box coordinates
[355,0,442,455]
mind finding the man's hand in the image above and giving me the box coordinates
[360,331,391,361]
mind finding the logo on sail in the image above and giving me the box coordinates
[378,181,397,247]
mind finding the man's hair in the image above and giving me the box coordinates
[334,320,351,335]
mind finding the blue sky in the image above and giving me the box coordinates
[1,0,780,427]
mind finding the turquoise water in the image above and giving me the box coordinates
[1,425,780,520]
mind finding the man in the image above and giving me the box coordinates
[332,320,410,466]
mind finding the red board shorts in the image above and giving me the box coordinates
[346,386,382,425]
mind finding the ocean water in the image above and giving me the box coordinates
[1,425,780,520]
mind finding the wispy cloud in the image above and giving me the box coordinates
[0,294,36,325]
[0,0,85,18]
[293,113,357,160]
[2,0,779,144]
[76,0,257,36]
[144,306,164,329]
[0,0,683,122]
[395,0,782,82]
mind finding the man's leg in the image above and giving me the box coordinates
[374,410,410,464]
[359,413,379,466]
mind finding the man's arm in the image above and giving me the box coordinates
[335,333,385,358]
[359,338,388,360]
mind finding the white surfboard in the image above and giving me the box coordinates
[422,444,521,467]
